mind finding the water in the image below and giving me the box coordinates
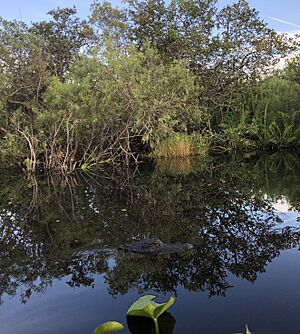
[0,152,300,334]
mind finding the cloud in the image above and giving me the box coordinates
[270,17,300,29]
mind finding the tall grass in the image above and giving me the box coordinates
[152,133,209,158]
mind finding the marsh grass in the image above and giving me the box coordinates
[152,133,209,158]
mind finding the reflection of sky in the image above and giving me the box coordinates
[174,248,300,334]
[272,197,300,229]
[273,198,294,213]
[0,275,132,334]
[1,249,300,334]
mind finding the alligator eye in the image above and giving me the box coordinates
[141,241,161,249]
[152,241,161,247]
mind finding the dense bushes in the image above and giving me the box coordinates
[40,46,204,171]
[217,76,300,152]
[0,0,299,173]
[0,43,204,171]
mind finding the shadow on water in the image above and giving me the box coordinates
[0,151,300,306]
[127,312,175,334]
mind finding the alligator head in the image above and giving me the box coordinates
[118,237,193,256]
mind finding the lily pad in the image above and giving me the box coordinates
[127,295,175,320]
[94,321,124,334]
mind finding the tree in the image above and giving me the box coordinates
[0,18,47,107]
[30,7,95,79]
[90,1,128,45]
[283,54,300,84]
[91,0,296,127]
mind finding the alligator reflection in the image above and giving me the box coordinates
[0,152,300,304]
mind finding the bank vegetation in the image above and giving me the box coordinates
[0,0,299,173]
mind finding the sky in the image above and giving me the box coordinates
[1,0,299,34]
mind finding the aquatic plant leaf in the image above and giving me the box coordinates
[153,297,175,319]
[127,295,156,318]
[94,321,124,334]
[245,324,252,334]
[127,295,175,320]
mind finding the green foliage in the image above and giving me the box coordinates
[91,0,295,113]
[152,133,208,158]
[218,124,258,152]
[127,295,175,334]
[0,1,299,173]
[251,77,300,148]
[94,321,125,334]
[0,18,46,107]
[94,295,174,334]
[255,77,300,120]
[0,133,24,167]
[127,295,175,320]
[35,43,203,171]
[90,1,128,44]
[216,75,300,151]
[283,55,300,84]
[30,7,95,78]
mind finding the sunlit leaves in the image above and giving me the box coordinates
[94,321,124,334]
[127,295,175,320]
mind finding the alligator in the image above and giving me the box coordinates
[118,237,193,256]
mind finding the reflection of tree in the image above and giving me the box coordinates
[106,224,298,297]
[0,152,299,304]
[106,251,233,297]
[0,217,109,303]
[250,151,300,211]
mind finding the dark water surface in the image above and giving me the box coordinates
[0,152,300,334]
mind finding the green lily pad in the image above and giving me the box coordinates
[127,295,175,320]
[94,321,124,334]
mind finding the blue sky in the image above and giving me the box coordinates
[1,0,299,33]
